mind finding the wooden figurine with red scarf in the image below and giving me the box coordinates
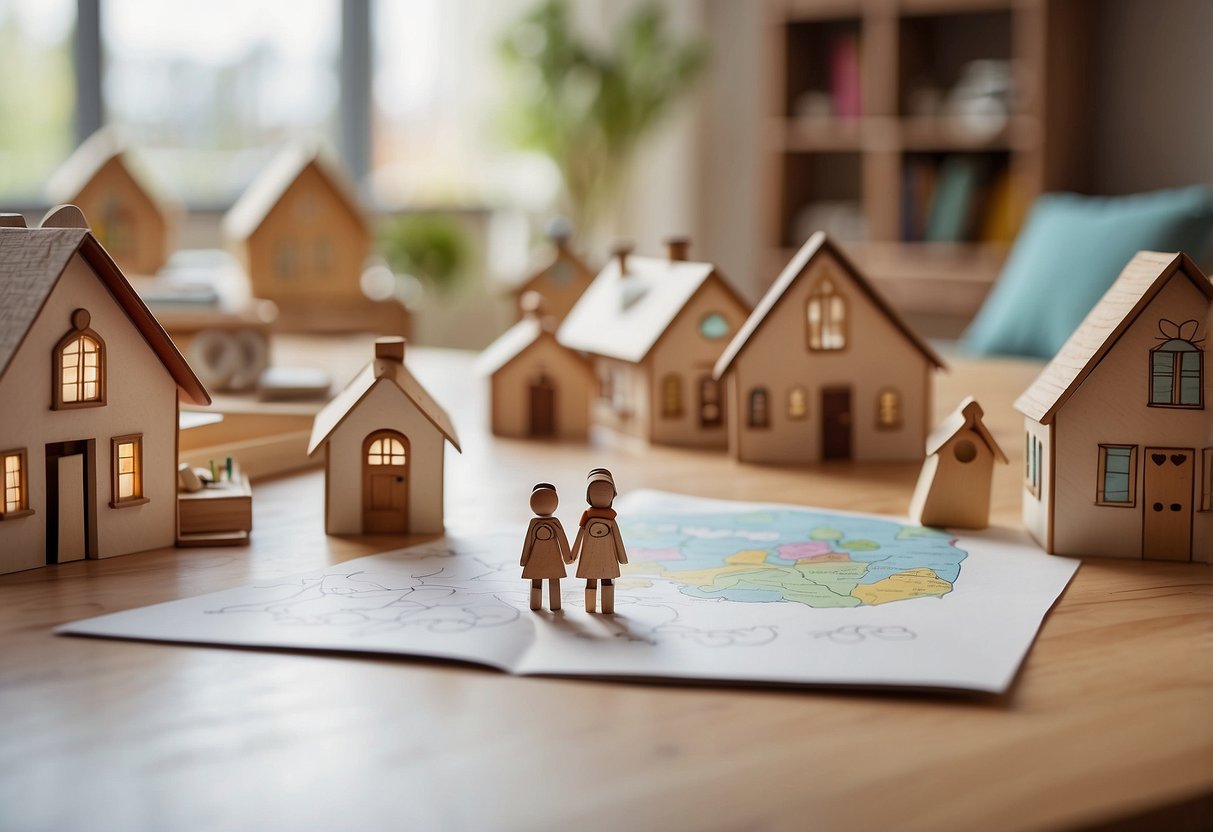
[520,483,573,611]
[570,468,628,613]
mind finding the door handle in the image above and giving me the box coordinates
[395,476,404,483]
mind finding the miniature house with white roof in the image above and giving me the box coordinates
[0,207,210,575]
[509,221,595,324]
[556,239,750,446]
[308,337,460,535]
[713,233,944,463]
[1014,251,1212,561]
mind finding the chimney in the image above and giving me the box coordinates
[612,242,634,274]
[520,291,545,319]
[547,216,572,251]
[664,236,690,262]
[0,214,27,229]
[375,336,406,363]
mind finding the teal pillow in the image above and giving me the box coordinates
[963,186,1213,358]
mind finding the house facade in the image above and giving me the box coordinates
[714,233,944,463]
[0,209,210,575]
[909,397,1007,529]
[1015,251,1212,561]
[511,226,595,324]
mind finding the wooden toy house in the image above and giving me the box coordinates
[307,337,460,535]
[510,223,595,323]
[1014,251,1213,562]
[713,233,945,463]
[46,129,175,277]
[556,239,750,447]
[223,145,409,334]
[909,397,1008,529]
[0,208,211,575]
[477,296,595,440]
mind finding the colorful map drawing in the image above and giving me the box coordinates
[620,509,965,607]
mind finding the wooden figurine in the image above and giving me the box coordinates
[909,397,1008,529]
[556,238,750,447]
[307,337,461,535]
[46,128,177,277]
[713,232,945,463]
[520,483,573,611]
[223,144,409,335]
[509,219,595,324]
[476,292,595,440]
[0,207,211,575]
[1014,251,1213,562]
[570,468,628,613]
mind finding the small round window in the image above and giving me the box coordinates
[954,440,977,463]
[699,313,729,340]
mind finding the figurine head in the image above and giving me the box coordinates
[530,483,558,516]
[586,468,616,509]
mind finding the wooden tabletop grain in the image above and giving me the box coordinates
[1,343,1209,832]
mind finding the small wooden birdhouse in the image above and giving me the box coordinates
[909,396,1008,529]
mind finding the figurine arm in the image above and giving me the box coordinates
[569,526,585,563]
[612,523,628,565]
[555,522,574,563]
[520,519,538,566]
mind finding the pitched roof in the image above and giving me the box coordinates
[475,317,594,378]
[223,144,368,241]
[714,232,945,379]
[45,127,175,212]
[556,254,741,363]
[926,397,1008,462]
[0,224,210,405]
[307,358,462,456]
[512,244,594,294]
[1014,251,1213,424]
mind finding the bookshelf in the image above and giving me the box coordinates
[762,0,1095,335]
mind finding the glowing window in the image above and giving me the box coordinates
[806,279,846,351]
[876,389,901,429]
[54,310,105,409]
[111,435,144,505]
[2,450,29,515]
[788,387,807,420]
[367,436,407,466]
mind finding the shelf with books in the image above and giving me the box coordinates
[777,151,866,248]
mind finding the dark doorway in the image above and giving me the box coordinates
[44,439,98,564]
[821,387,852,460]
[529,375,557,437]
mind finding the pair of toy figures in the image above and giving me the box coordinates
[520,468,628,613]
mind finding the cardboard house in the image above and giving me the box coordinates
[556,239,750,447]
[307,337,460,535]
[224,145,408,334]
[477,296,595,440]
[1014,251,1213,562]
[0,207,211,575]
[713,233,945,463]
[909,397,1008,529]
[510,223,595,323]
[46,129,175,277]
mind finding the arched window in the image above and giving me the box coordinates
[787,386,807,420]
[1150,328,1203,407]
[748,388,770,428]
[699,312,730,340]
[54,309,105,409]
[661,373,683,418]
[366,432,408,466]
[806,278,846,351]
[876,388,901,430]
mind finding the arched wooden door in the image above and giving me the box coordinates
[362,430,409,533]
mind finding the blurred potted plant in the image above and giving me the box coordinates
[376,213,473,305]
[499,0,707,239]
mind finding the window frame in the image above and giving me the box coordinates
[787,386,807,421]
[748,387,770,429]
[1095,444,1137,508]
[805,278,847,352]
[53,310,106,410]
[110,434,147,508]
[875,388,901,431]
[660,373,683,419]
[1025,432,1043,499]
[0,449,34,520]
[365,431,408,467]
[1148,339,1203,409]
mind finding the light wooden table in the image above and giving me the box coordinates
[1,347,1210,832]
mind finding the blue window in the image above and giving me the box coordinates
[699,313,729,340]
[1151,338,1202,407]
[1097,445,1136,506]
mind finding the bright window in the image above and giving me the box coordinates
[2,449,29,515]
[788,386,807,420]
[806,279,846,351]
[1097,445,1137,506]
[56,311,105,409]
[876,389,900,429]
[367,435,407,466]
[1150,338,1203,407]
[111,435,144,504]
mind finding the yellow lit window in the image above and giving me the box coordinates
[367,436,407,465]
[788,387,807,420]
[806,279,846,351]
[61,335,102,403]
[877,389,901,430]
[111,435,143,505]
[2,450,29,515]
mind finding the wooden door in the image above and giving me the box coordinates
[529,375,556,437]
[362,431,409,533]
[821,387,853,460]
[699,376,722,428]
[1143,447,1193,561]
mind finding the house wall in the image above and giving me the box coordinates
[73,159,169,277]
[0,254,179,573]
[648,276,750,447]
[519,251,595,324]
[490,339,593,440]
[1021,417,1053,552]
[591,357,650,441]
[726,256,931,463]
[1050,275,1212,560]
[323,380,447,535]
[244,164,371,305]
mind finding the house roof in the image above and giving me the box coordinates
[0,223,210,405]
[307,358,462,456]
[556,254,741,363]
[511,244,594,294]
[1014,251,1213,424]
[714,232,945,379]
[223,144,368,242]
[45,128,175,213]
[926,396,1008,463]
[475,317,594,378]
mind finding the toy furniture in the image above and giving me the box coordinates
[477,292,595,440]
[177,470,252,547]
[46,128,176,277]
[1014,251,1212,562]
[307,337,460,535]
[909,397,1007,529]
[570,467,627,614]
[224,145,409,335]
[713,232,944,463]
[0,207,211,575]
[557,238,750,446]
[510,220,595,323]
[520,482,573,611]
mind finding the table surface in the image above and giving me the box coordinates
[1,343,1210,832]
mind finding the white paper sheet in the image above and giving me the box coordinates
[58,490,1080,693]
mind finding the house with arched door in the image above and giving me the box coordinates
[307,337,460,535]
